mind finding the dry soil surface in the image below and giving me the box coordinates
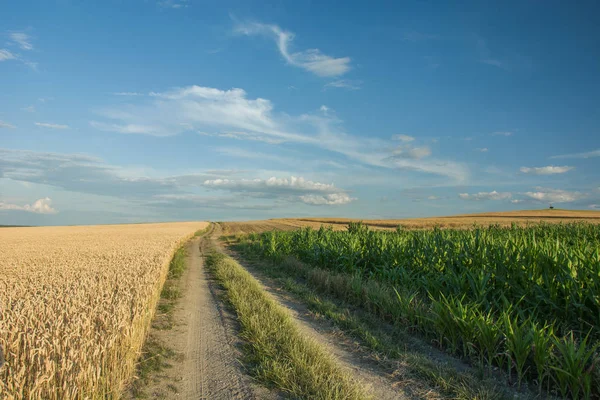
[132,228,275,400]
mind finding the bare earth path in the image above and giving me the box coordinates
[136,223,410,399]
[132,228,275,399]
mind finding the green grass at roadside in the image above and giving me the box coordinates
[229,247,511,400]
[205,250,368,400]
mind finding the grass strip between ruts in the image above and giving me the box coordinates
[205,251,368,400]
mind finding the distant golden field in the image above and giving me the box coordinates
[277,209,600,230]
[0,222,207,400]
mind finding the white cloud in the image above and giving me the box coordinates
[21,105,35,112]
[459,191,512,201]
[323,80,361,90]
[481,59,507,69]
[550,149,600,159]
[392,134,415,142]
[204,176,336,193]
[10,32,33,50]
[215,147,287,163]
[0,120,16,129]
[35,122,70,129]
[491,131,513,136]
[23,61,38,71]
[391,145,431,159]
[524,188,587,203]
[320,105,330,115]
[0,49,16,61]
[427,195,440,200]
[92,84,469,182]
[200,131,283,144]
[476,36,510,70]
[476,148,489,152]
[112,92,142,96]
[0,197,57,214]
[90,121,158,135]
[0,148,356,213]
[203,175,354,206]
[235,21,351,77]
[589,204,600,210]
[300,193,354,205]
[520,165,574,175]
[157,0,189,9]
[511,199,524,204]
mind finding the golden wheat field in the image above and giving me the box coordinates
[0,222,208,400]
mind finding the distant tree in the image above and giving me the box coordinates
[549,204,554,210]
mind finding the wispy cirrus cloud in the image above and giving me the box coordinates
[34,122,70,129]
[2,31,37,69]
[9,32,33,50]
[475,148,489,152]
[520,165,574,175]
[392,134,415,142]
[111,92,143,96]
[476,36,509,70]
[157,0,189,9]
[90,84,469,182]
[234,21,351,77]
[323,79,362,90]
[390,145,431,159]
[402,31,441,42]
[491,131,513,136]
[550,149,600,159]
[0,120,16,129]
[0,197,57,214]
[0,49,16,61]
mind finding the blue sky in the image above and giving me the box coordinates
[1,0,599,225]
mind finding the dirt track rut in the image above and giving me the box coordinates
[132,227,272,399]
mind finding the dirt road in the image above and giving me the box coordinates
[134,228,273,399]
[136,223,408,399]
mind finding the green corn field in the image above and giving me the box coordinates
[240,222,600,399]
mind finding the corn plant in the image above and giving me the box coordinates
[503,314,533,387]
[241,222,600,398]
[551,331,598,399]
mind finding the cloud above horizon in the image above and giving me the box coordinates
[0,148,356,213]
[90,85,469,181]
[550,149,600,159]
[35,122,70,129]
[234,21,351,77]
[459,190,512,201]
[523,187,587,203]
[520,165,574,175]
[203,176,354,205]
[0,197,57,214]
[9,32,33,50]
[0,49,17,61]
